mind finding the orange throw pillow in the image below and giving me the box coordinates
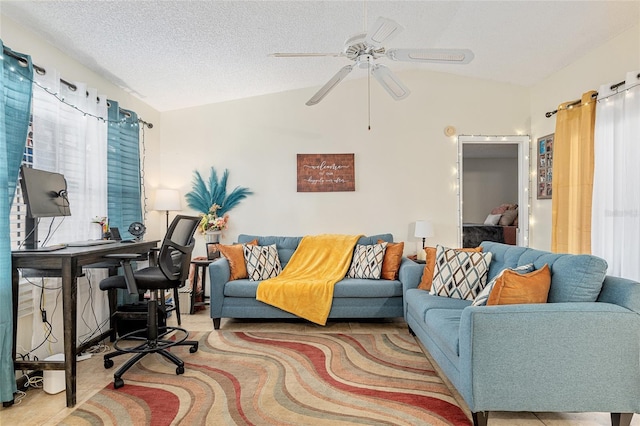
[487,264,551,305]
[218,239,258,280]
[378,240,404,280]
[417,246,483,291]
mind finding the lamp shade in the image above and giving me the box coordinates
[154,189,181,211]
[414,220,434,239]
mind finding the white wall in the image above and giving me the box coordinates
[529,24,640,250]
[463,157,519,223]
[160,71,530,257]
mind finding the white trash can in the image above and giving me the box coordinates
[43,353,65,394]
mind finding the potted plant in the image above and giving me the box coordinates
[185,167,252,243]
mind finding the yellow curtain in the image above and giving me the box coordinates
[551,91,597,254]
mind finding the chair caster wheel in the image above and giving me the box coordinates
[189,343,198,353]
[114,377,124,389]
[176,365,184,375]
[104,359,114,369]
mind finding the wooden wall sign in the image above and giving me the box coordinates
[297,153,355,192]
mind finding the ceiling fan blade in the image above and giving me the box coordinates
[386,48,474,64]
[371,64,410,101]
[269,52,344,58]
[306,65,354,106]
[365,17,403,47]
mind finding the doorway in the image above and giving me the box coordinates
[457,135,530,247]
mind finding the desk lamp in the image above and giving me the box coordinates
[414,220,434,261]
[154,189,181,229]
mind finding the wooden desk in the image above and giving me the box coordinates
[11,240,158,407]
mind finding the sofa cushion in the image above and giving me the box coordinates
[424,309,464,360]
[431,245,493,300]
[348,243,387,279]
[225,278,402,298]
[244,244,282,281]
[237,235,301,267]
[379,240,404,280]
[487,264,551,305]
[335,278,402,298]
[358,233,393,245]
[481,242,607,303]
[406,289,471,321]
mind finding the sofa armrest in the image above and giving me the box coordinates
[458,302,640,414]
[209,258,231,319]
[398,257,423,292]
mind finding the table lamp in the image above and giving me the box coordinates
[154,189,181,229]
[414,220,434,261]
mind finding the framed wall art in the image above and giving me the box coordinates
[537,134,554,199]
[297,153,355,192]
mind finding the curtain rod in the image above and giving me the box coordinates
[3,47,153,128]
[545,72,640,118]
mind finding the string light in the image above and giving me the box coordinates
[3,53,152,128]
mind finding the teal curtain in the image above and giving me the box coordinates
[1,42,33,403]
[107,100,143,240]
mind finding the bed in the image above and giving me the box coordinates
[462,224,518,248]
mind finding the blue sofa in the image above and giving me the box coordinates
[403,242,640,426]
[209,234,417,329]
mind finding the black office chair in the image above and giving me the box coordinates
[99,215,201,389]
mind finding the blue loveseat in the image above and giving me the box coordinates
[403,241,640,426]
[209,234,418,329]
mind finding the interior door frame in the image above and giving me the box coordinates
[457,135,530,247]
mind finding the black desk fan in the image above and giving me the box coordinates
[128,222,146,241]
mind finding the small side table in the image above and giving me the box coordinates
[407,254,426,264]
[190,259,213,314]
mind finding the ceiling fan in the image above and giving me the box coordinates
[270,17,474,106]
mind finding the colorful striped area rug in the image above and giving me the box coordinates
[63,331,471,425]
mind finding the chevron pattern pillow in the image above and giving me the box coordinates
[243,244,282,281]
[430,245,493,300]
[347,242,388,279]
[472,263,535,306]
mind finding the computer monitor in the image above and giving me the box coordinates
[19,165,71,248]
[20,165,71,218]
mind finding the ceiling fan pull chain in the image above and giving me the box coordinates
[368,58,371,130]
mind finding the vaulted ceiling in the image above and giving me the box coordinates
[2,1,638,112]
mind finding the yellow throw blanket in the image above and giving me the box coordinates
[256,234,362,326]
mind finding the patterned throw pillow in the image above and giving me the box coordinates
[418,246,483,291]
[430,245,493,300]
[472,263,534,306]
[243,244,282,281]
[347,243,388,279]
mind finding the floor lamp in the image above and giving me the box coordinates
[414,220,434,261]
[154,189,181,229]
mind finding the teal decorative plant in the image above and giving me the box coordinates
[185,167,253,217]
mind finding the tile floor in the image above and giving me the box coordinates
[1,311,637,426]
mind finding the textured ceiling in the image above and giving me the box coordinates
[1,1,638,112]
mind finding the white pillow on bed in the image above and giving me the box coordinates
[484,214,502,225]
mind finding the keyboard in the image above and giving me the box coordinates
[65,240,118,247]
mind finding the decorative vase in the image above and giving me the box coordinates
[204,230,222,244]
